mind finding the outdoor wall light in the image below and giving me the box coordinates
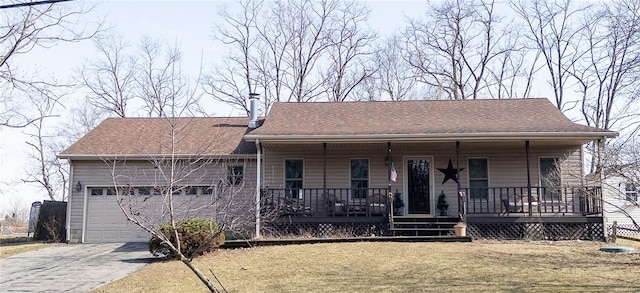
[75,181,82,192]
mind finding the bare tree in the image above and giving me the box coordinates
[562,0,640,173]
[207,0,375,113]
[104,118,256,292]
[21,92,66,201]
[1,1,99,128]
[401,0,518,100]
[79,34,136,118]
[204,0,262,116]
[365,34,419,101]
[135,37,201,117]
[511,0,590,110]
[322,1,375,101]
[57,100,107,142]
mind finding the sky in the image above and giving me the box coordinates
[0,0,427,216]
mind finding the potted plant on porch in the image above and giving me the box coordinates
[437,191,449,216]
[454,220,467,237]
[393,191,404,216]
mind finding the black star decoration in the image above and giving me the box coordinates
[437,159,464,185]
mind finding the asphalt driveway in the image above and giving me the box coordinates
[0,242,155,292]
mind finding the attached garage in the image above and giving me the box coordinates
[59,117,258,243]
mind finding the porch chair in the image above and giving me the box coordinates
[324,193,345,214]
[500,198,522,216]
[367,193,387,214]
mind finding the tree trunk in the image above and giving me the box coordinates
[181,258,219,293]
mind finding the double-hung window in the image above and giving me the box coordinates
[540,158,561,201]
[468,158,488,200]
[227,165,244,186]
[626,181,637,202]
[350,159,369,199]
[285,160,303,198]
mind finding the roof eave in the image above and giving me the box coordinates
[57,153,257,160]
[244,131,617,143]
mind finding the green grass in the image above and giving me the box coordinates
[93,240,640,293]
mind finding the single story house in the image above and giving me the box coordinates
[59,98,617,243]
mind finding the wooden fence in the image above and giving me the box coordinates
[33,200,67,242]
[610,220,640,243]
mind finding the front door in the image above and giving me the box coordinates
[406,158,431,214]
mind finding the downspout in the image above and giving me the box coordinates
[255,139,261,239]
[323,143,327,197]
[526,140,532,217]
[65,161,74,243]
[387,142,392,220]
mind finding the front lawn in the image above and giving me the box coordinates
[93,240,640,292]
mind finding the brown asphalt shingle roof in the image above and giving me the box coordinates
[246,98,615,139]
[59,117,256,158]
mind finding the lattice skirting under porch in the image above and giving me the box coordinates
[262,222,390,238]
[468,222,604,241]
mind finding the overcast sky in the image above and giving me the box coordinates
[0,0,425,215]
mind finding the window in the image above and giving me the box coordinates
[138,188,151,196]
[227,165,244,186]
[468,158,488,199]
[540,158,561,201]
[285,160,303,198]
[350,159,369,199]
[185,186,199,195]
[626,181,637,202]
[90,188,103,196]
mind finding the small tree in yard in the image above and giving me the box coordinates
[104,117,255,292]
[600,134,640,233]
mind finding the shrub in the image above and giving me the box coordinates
[148,218,225,259]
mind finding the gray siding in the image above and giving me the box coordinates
[68,158,257,243]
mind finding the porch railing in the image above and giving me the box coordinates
[462,186,602,217]
[261,188,391,218]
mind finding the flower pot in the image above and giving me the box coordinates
[454,222,466,237]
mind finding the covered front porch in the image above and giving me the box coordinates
[255,139,606,239]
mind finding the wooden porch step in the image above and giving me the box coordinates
[390,216,457,236]
[391,227,453,231]
[392,221,458,225]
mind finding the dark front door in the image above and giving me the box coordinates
[407,159,431,214]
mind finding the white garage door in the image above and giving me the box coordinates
[85,189,150,243]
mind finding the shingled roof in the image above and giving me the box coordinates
[245,98,616,142]
[59,117,257,159]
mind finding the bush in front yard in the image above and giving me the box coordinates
[148,218,225,259]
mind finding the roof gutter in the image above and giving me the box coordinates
[244,131,618,143]
[57,153,258,160]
